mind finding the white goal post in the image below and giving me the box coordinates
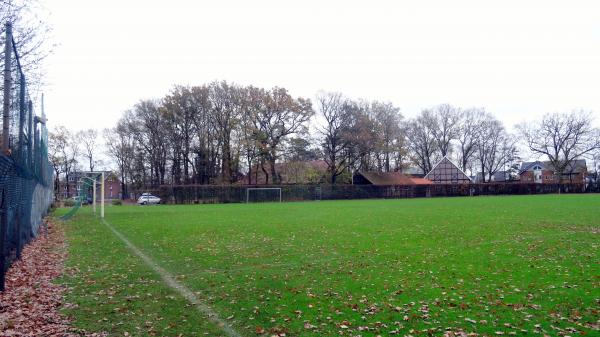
[78,171,106,218]
[246,187,282,203]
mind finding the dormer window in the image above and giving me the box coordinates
[532,165,542,170]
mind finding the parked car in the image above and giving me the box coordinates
[137,193,161,205]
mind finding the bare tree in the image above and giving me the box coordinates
[188,84,217,184]
[474,114,517,182]
[48,126,78,197]
[483,132,518,182]
[162,85,202,184]
[457,108,485,172]
[130,101,169,186]
[429,104,461,157]
[253,87,313,184]
[407,110,439,174]
[47,131,64,199]
[208,81,244,184]
[518,110,600,183]
[76,129,98,171]
[371,101,403,172]
[318,92,356,184]
[104,121,136,199]
[351,101,380,172]
[240,86,264,184]
[1,0,53,88]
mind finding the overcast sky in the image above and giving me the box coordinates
[41,0,600,133]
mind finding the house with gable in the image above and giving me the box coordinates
[424,157,471,184]
[519,160,587,184]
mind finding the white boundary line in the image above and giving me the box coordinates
[100,218,242,337]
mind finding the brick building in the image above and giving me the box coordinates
[63,171,122,200]
[519,160,587,184]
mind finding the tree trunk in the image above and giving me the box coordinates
[246,157,253,185]
[270,158,278,184]
[260,161,269,184]
[384,153,390,173]
[221,139,231,183]
[480,160,486,183]
[254,162,259,185]
[65,172,70,197]
[120,172,126,200]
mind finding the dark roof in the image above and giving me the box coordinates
[474,171,510,182]
[519,160,587,174]
[357,171,417,185]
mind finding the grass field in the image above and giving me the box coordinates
[57,195,600,336]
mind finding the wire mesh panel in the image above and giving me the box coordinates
[0,23,53,290]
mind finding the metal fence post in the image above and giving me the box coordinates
[101,172,105,218]
[27,100,33,168]
[93,177,96,214]
[18,72,25,163]
[0,23,12,291]
[2,23,11,154]
[14,70,26,260]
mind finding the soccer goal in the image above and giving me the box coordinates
[246,187,282,203]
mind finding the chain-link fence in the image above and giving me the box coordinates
[0,23,53,290]
[129,182,588,205]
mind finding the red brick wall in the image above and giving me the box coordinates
[104,179,121,199]
[520,170,586,184]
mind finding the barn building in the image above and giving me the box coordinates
[424,157,471,184]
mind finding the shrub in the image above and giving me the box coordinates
[111,199,123,206]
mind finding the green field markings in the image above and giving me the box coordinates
[99,217,242,337]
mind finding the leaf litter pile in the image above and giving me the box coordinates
[0,220,104,336]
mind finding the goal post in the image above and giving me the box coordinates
[78,172,105,218]
[246,187,282,203]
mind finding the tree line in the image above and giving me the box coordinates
[48,81,600,198]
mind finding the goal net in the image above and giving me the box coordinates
[246,188,282,203]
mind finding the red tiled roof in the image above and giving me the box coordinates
[358,171,416,185]
[409,177,433,185]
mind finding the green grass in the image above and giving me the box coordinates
[57,194,600,336]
